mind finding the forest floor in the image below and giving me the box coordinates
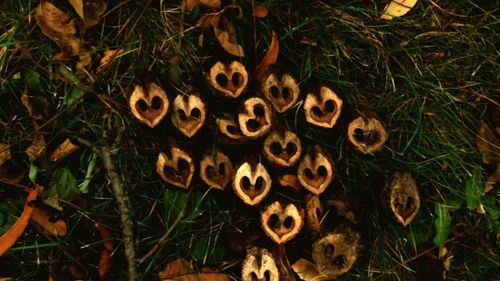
[0,0,498,280]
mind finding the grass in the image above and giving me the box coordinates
[0,0,498,280]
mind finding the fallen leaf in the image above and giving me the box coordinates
[98,49,123,72]
[0,162,24,185]
[255,31,279,80]
[253,5,268,18]
[76,51,92,78]
[184,0,221,12]
[485,162,499,194]
[21,86,44,119]
[35,1,82,58]
[30,205,67,237]
[26,130,46,161]
[476,121,500,165]
[48,138,80,162]
[44,167,79,211]
[196,14,215,30]
[69,0,107,29]
[380,0,418,20]
[213,14,245,57]
[158,258,230,281]
[433,202,452,245]
[0,186,41,256]
[0,144,10,166]
[292,259,328,281]
[94,223,114,280]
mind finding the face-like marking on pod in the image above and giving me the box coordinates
[260,201,304,244]
[156,147,195,189]
[262,72,300,113]
[297,146,335,195]
[238,97,272,139]
[129,82,169,128]
[241,247,280,281]
[384,171,420,226]
[199,150,234,190]
[347,115,387,154]
[209,61,248,98]
[304,86,343,128]
[263,130,302,167]
[171,93,206,138]
[233,162,272,206]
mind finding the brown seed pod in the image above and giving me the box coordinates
[303,86,343,128]
[208,61,248,98]
[233,161,272,205]
[199,149,234,190]
[156,145,195,189]
[261,70,300,113]
[170,89,207,138]
[381,171,420,226]
[297,145,335,195]
[216,114,249,144]
[347,112,388,154]
[312,226,362,279]
[305,194,323,232]
[260,201,304,244]
[263,130,302,167]
[129,82,169,128]
[241,247,280,281]
[238,97,272,139]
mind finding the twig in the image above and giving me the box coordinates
[75,131,139,281]
[138,188,193,264]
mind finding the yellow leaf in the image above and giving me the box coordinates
[381,0,418,20]
[213,14,245,57]
[35,1,82,58]
[291,259,329,281]
[69,0,107,29]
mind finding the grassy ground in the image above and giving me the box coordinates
[0,0,498,280]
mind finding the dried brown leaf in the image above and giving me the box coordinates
[30,205,68,237]
[255,31,279,80]
[21,86,44,119]
[35,1,82,58]
[253,5,268,18]
[213,14,245,57]
[26,130,46,161]
[48,138,79,162]
[476,121,500,164]
[98,49,123,71]
[0,162,24,185]
[69,0,107,29]
[0,144,10,166]
[485,162,499,194]
[184,0,221,12]
[292,259,328,281]
[158,258,230,281]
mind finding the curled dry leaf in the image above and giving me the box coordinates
[98,49,123,72]
[95,224,115,280]
[312,227,362,279]
[30,205,67,237]
[26,129,46,161]
[255,31,279,80]
[241,247,279,281]
[292,259,328,281]
[260,201,304,244]
[184,0,221,12]
[0,186,41,256]
[69,0,107,29]
[213,14,245,57]
[158,258,230,281]
[0,144,10,166]
[476,121,500,165]
[380,0,418,20]
[35,2,82,58]
[382,171,420,226]
[48,138,80,162]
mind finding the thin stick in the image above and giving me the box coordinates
[75,132,139,281]
[138,188,193,264]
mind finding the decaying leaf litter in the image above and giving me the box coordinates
[0,0,498,280]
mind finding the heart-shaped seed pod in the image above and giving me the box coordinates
[263,130,302,167]
[261,71,300,113]
[238,97,272,139]
[297,145,335,195]
[241,247,280,281]
[129,82,169,128]
[312,226,362,279]
[216,114,249,144]
[305,194,322,232]
[382,171,420,226]
[233,161,272,205]
[304,86,343,128]
[156,146,195,189]
[260,201,304,244]
[347,112,387,154]
[208,61,248,98]
[199,149,234,190]
[170,89,206,138]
